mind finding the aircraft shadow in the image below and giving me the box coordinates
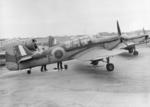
[118,52,140,59]
[72,63,113,75]
[70,61,150,93]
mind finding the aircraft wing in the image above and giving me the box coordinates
[73,47,126,61]
[124,34,149,45]
[115,35,149,50]
[124,35,146,40]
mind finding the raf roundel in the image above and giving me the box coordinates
[54,50,63,59]
[51,46,65,60]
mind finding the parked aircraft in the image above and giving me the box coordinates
[3,21,149,74]
[116,21,149,55]
[4,21,149,74]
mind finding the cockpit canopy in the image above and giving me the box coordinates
[63,35,118,50]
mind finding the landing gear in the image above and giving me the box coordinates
[27,68,31,74]
[128,46,139,56]
[27,70,31,74]
[133,50,138,56]
[90,57,115,72]
[106,57,114,72]
[106,63,114,71]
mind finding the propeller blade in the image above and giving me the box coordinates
[143,28,146,34]
[116,20,124,42]
[117,20,122,36]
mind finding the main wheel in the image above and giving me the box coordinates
[106,63,114,72]
[27,70,31,74]
[133,50,138,56]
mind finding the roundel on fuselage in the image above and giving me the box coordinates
[51,46,65,59]
[54,50,63,59]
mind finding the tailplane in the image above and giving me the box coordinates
[5,45,33,70]
[16,45,32,58]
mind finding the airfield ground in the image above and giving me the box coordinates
[0,46,150,107]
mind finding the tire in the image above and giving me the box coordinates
[133,51,138,56]
[27,70,31,74]
[106,63,114,72]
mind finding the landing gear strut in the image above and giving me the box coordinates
[106,57,114,72]
[91,57,114,72]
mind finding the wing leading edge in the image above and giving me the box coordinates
[73,47,126,61]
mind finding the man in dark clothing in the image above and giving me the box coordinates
[41,65,44,72]
[41,65,47,72]
[44,65,47,71]
[32,39,38,50]
[57,61,63,71]
[40,47,48,72]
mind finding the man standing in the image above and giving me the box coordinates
[41,65,47,72]
[40,47,48,72]
[57,61,63,71]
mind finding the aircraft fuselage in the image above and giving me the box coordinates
[13,36,121,70]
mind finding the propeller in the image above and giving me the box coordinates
[143,28,149,45]
[116,20,127,45]
[143,28,146,34]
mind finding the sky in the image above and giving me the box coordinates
[0,0,150,38]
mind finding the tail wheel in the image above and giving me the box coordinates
[106,63,114,72]
[133,50,138,56]
[27,70,31,74]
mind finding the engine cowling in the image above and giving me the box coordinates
[24,39,38,51]
[51,46,65,60]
